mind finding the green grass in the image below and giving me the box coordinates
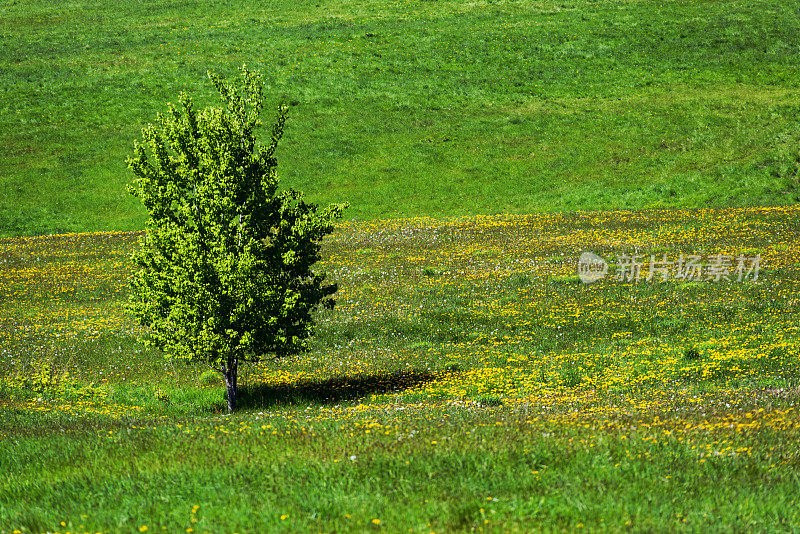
[2,0,800,236]
[2,209,800,531]
[3,408,798,533]
[3,0,800,529]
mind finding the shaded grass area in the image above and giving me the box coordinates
[2,0,800,236]
[237,370,439,409]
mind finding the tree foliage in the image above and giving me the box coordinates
[126,66,346,411]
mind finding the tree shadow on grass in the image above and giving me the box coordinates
[235,369,438,410]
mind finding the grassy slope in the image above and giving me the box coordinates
[2,0,800,236]
[2,0,800,530]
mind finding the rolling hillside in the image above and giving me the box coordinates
[2,0,800,236]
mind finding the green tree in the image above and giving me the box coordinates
[126,66,346,412]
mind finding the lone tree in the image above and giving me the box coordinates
[126,66,346,412]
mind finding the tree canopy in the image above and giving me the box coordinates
[126,66,347,411]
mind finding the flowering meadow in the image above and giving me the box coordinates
[1,207,799,532]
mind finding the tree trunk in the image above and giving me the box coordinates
[223,356,238,412]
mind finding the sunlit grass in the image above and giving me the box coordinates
[2,0,800,235]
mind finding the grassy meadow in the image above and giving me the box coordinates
[2,208,800,532]
[4,0,800,531]
[2,0,800,236]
